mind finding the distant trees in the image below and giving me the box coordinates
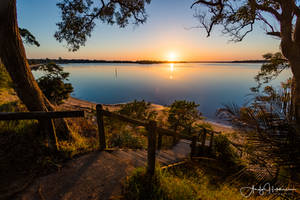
[192,0,300,129]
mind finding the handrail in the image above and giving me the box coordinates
[0,110,86,151]
[100,106,192,139]
[96,104,194,176]
[0,111,85,120]
[95,104,225,177]
[101,109,147,127]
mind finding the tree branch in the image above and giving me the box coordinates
[267,31,281,37]
[191,0,220,9]
[249,0,281,21]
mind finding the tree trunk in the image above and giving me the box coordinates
[289,60,300,131]
[0,0,70,140]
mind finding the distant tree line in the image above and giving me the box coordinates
[28,59,267,65]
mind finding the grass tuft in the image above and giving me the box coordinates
[123,162,258,200]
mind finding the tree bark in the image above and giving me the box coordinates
[289,61,300,130]
[0,0,70,140]
[280,3,300,131]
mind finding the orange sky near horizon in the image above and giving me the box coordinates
[20,0,280,62]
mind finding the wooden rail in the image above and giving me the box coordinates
[96,104,158,175]
[0,104,233,179]
[0,111,85,120]
[95,104,220,176]
[0,110,85,151]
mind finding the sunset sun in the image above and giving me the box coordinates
[167,52,178,61]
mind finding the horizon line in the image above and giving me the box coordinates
[28,58,267,64]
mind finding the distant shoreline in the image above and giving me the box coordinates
[28,58,268,65]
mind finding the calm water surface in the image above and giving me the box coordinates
[38,63,291,121]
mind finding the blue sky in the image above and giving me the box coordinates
[17,0,280,61]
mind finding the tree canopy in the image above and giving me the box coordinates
[191,0,299,42]
[191,0,300,133]
[55,0,151,51]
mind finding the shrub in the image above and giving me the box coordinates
[123,168,165,200]
[213,134,240,166]
[32,62,73,105]
[168,100,202,133]
[119,100,157,121]
[108,129,147,149]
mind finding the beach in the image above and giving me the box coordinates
[62,96,234,134]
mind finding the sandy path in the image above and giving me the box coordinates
[19,140,191,200]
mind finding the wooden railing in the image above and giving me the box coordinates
[95,104,219,176]
[96,104,174,175]
[0,110,85,151]
[0,104,224,178]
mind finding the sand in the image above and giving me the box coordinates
[62,97,234,133]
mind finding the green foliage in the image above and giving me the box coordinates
[195,122,213,132]
[123,164,246,200]
[213,134,240,166]
[32,62,73,105]
[0,101,27,114]
[19,28,40,47]
[192,1,286,43]
[167,100,202,133]
[0,62,12,89]
[123,167,197,200]
[55,0,151,51]
[108,129,147,149]
[217,80,300,181]
[59,130,98,158]
[123,168,165,200]
[119,100,157,121]
[252,52,289,92]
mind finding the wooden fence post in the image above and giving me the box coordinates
[190,135,197,158]
[96,104,106,150]
[157,133,162,150]
[201,128,207,147]
[147,120,157,176]
[209,131,214,151]
[41,119,59,151]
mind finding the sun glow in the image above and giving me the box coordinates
[167,52,178,61]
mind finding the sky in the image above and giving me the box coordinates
[17,0,280,61]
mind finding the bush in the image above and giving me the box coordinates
[108,129,147,149]
[123,168,165,200]
[32,62,73,105]
[168,100,202,133]
[213,134,240,166]
[119,100,157,121]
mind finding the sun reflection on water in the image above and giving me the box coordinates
[169,63,175,80]
[170,63,174,72]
